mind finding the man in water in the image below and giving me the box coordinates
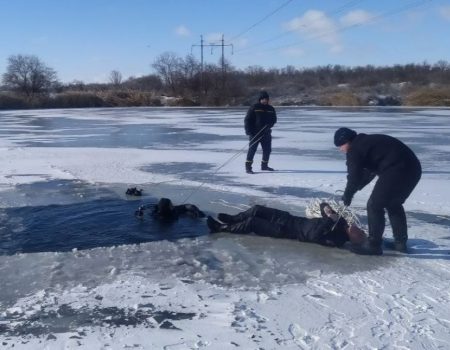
[136,198,205,221]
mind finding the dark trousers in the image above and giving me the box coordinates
[225,205,297,239]
[246,132,272,163]
[367,163,422,245]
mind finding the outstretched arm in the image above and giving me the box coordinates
[176,204,205,218]
[135,204,157,218]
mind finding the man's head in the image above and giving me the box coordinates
[156,197,174,217]
[334,127,357,153]
[258,90,269,104]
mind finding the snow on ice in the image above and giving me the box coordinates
[0,106,449,349]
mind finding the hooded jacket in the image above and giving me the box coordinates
[287,216,349,247]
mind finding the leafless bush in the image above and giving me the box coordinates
[0,92,28,109]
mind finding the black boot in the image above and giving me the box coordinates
[350,240,383,256]
[261,161,274,171]
[217,213,235,224]
[394,241,408,253]
[207,216,226,233]
[245,161,254,174]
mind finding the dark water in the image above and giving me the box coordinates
[0,197,209,255]
[0,176,257,256]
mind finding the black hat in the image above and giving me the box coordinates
[157,197,174,217]
[334,127,357,146]
[258,90,269,101]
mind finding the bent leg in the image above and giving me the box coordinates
[220,205,291,225]
[367,186,387,247]
[388,165,421,243]
[225,217,287,239]
[386,203,407,243]
[377,165,421,243]
[250,205,291,225]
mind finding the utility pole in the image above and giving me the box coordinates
[191,35,204,93]
[221,34,225,79]
[191,35,233,92]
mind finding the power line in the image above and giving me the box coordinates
[191,35,233,67]
[191,35,233,90]
[234,0,366,54]
[240,0,432,55]
[228,0,295,42]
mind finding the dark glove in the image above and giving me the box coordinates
[342,193,353,206]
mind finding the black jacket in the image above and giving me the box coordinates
[152,204,205,220]
[244,103,277,136]
[287,216,349,247]
[134,203,205,221]
[344,133,421,198]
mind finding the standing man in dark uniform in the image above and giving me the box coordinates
[244,90,277,174]
[334,127,422,255]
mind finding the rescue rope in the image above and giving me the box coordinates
[181,125,269,203]
[305,191,362,227]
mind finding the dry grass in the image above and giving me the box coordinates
[319,91,363,106]
[404,87,450,106]
[0,93,27,109]
[98,91,162,107]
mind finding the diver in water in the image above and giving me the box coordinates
[135,197,205,221]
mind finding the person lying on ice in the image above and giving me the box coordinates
[206,202,366,248]
[135,197,205,221]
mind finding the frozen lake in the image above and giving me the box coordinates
[0,107,449,349]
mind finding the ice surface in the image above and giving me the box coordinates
[0,107,449,349]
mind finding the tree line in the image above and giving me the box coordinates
[1,53,450,109]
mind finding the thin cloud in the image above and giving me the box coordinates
[340,9,374,26]
[284,10,342,53]
[439,5,450,21]
[174,25,191,37]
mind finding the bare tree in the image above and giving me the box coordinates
[124,74,162,91]
[109,70,122,86]
[2,54,58,97]
[152,52,183,94]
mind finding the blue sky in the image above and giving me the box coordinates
[0,0,449,83]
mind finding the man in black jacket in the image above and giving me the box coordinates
[334,127,422,255]
[135,198,205,221]
[206,203,367,248]
[244,90,277,174]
